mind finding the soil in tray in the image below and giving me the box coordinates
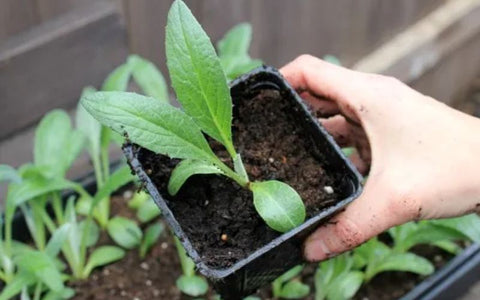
[136,88,344,269]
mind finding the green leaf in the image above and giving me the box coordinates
[341,147,354,157]
[394,224,465,252]
[166,0,235,155]
[279,281,310,299]
[323,55,342,66]
[128,191,150,209]
[0,272,35,300]
[102,63,131,91]
[176,275,209,297]
[42,287,75,300]
[128,55,169,103]
[83,246,125,277]
[137,199,162,223]
[233,154,249,182]
[0,164,21,184]
[76,86,101,157]
[430,214,480,243]
[432,240,462,254]
[45,224,72,257]
[174,237,195,276]
[327,271,363,300]
[140,223,165,258]
[15,250,65,292]
[34,110,85,178]
[107,217,143,249]
[92,165,134,209]
[276,265,304,284]
[250,180,306,232]
[81,92,218,164]
[20,287,31,300]
[78,219,100,247]
[366,252,434,281]
[217,23,252,58]
[168,159,223,195]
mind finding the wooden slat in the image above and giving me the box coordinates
[0,0,38,40]
[34,0,96,21]
[0,0,128,140]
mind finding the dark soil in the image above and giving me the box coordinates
[137,89,343,269]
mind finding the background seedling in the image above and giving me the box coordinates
[272,265,310,299]
[174,237,209,297]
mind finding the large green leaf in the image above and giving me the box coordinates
[168,159,223,195]
[394,224,465,253]
[166,0,235,155]
[327,271,364,300]
[366,252,434,281]
[34,110,85,178]
[83,246,125,277]
[76,86,101,157]
[107,217,143,249]
[81,91,218,164]
[128,55,169,103]
[250,181,306,232]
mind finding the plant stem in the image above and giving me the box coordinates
[101,148,110,183]
[52,193,64,224]
[33,282,42,300]
[40,211,57,233]
[214,159,249,188]
[92,154,104,188]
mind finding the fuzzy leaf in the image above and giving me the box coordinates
[15,250,65,292]
[0,272,35,300]
[81,92,219,163]
[327,271,363,300]
[83,246,125,276]
[107,217,143,249]
[430,214,480,243]
[128,55,169,103]
[137,199,162,223]
[34,110,85,178]
[367,252,434,280]
[166,0,235,154]
[46,224,72,257]
[0,165,21,184]
[279,281,310,299]
[250,181,306,232]
[176,275,208,297]
[102,63,131,91]
[76,86,101,157]
[168,159,223,195]
[140,223,165,258]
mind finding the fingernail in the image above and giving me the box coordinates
[304,238,332,261]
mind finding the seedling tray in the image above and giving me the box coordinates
[124,66,362,299]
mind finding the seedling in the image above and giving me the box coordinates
[272,265,310,299]
[314,254,363,300]
[174,237,209,297]
[81,0,305,233]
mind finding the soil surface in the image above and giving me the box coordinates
[137,89,344,269]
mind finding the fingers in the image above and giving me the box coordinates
[280,54,361,103]
[319,115,353,147]
[300,91,340,117]
[304,183,413,261]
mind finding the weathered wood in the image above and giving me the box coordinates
[34,0,96,21]
[0,0,128,140]
[353,0,480,86]
[0,0,38,40]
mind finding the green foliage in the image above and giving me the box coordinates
[217,23,262,81]
[83,246,125,277]
[136,199,162,223]
[80,0,306,233]
[168,159,223,196]
[315,254,363,300]
[107,217,143,249]
[174,237,208,297]
[128,191,150,209]
[140,223,164,258]
[128,55,169,103]
[272,265,310,299]
[251,181,306,232]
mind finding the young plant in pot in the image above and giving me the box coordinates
[81,0,361,298]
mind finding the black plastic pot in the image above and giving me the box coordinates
[123,66,363,299]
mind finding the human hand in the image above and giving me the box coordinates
[280,55,480,261]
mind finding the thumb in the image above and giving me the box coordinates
[304,182,414,261]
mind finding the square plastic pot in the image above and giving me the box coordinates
[123,66,363,299]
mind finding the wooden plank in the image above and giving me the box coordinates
[34,0,96,21]
[0,0,128,140]
[0,0,39,40]
[353,0,480,84]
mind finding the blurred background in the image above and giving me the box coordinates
[0,0,479,179]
